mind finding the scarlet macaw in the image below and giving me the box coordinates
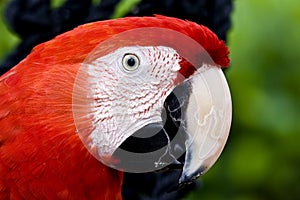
[0,15,231,199]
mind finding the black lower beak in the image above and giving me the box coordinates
[113,86,190,173]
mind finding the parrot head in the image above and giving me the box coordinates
[71,16,232,186]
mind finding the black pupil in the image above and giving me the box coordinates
[127,57,136,67]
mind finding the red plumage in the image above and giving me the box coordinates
[0,16,229,199]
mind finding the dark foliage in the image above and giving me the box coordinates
[0,0,232,74]
[0,0,232,199]
[127,0,232,41]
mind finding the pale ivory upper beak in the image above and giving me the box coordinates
[179,65,232,184]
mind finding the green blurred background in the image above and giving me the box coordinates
[1,0,300,199]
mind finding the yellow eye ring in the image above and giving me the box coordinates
[122,53,140,71]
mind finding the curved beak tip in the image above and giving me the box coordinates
[177,65,232,185]
[179,166,205,184]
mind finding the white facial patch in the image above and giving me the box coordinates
[78,46,182,159]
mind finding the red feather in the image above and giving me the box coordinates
[0,15,229,199]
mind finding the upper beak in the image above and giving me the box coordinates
[178,64,232,185]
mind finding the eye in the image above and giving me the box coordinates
[122,53,140,71]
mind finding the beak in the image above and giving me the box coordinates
[112,64,232,185]
[178,64,232,185]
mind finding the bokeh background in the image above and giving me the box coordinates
[1,0,300,199]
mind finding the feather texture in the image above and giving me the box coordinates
[0,16,229,199]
